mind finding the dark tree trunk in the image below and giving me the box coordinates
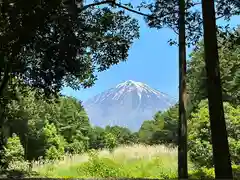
[0,58,10,98]
[178,0,188,178]
[0,126,8,169]
[201,0,233,179]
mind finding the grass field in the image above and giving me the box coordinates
[33,144,183,178]
[11,144,239,179]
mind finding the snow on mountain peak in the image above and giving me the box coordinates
[115,80,168,99]
[114,80,144,100]
[116,80,144,88]
[83,80,176,131]
[84,80,175,106]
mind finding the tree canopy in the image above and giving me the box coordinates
[0,0,140,96]
[187,28,240,111]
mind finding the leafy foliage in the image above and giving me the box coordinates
[105,125,137,145]
[0,134,26,171]
[187,31,240,111]
[103,132,117,152]
[138,106,178,146]
[41,122,65,160]
[89,127,106,150]
[0,0,140,96]
[188,165,240,180]
[188,100,240,168]
[79,151,128,178]
[0,85,92,162]
[0,0,140,169]
[138,0,240,46]
[0,1,239,176]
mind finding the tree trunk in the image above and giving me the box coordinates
[178,0,188,178]
[201,0,233,179]
[0,57,10,98]
[0,125,9,169]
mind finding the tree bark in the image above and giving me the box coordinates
[0,57,10,98]
[201,0,233,179]
[178,0,188,179]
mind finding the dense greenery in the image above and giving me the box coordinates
[1,86,138,165]
[187,30,240,110]
[0,0,140,96]
[0,28,239,178]
[188,100,240,168]
[138,106,178,146]
[138,28,240,170]
[0,0,239,178]
[0,0,140,172]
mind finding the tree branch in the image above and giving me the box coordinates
[80,1,153,18]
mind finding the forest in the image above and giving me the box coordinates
[0,0,239,179]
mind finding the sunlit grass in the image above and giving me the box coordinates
[32,153,89,175]
[33,144,183,178]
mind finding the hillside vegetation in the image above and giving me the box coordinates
[0,2,239,178]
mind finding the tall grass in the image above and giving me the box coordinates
[33,144,180,178]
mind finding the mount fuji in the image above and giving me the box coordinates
[83,80,177,131]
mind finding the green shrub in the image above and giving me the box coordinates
[41,122,65,160]
[188,165,240,180]
[189,100,240,167]
[76,152,128,177]
[0,134,29,171]
[65,140,86,154]
[104,132,117,152]
[2,134,24,162]
[188,168,215,179]
[232,165,240,179]
[45,147,61,160]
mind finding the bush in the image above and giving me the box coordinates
[188,100,240,167]
[41,122,65,160]
[65,140,86,154]
[188,165,240,180]
[0,134,29,171]
[104,133,117,152]
[232,165,240,179]
[45,146,61,160]
[76,151,128,178]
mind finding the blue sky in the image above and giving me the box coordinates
[61,3,239,102]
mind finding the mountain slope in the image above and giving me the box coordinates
[83,80,177,131]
